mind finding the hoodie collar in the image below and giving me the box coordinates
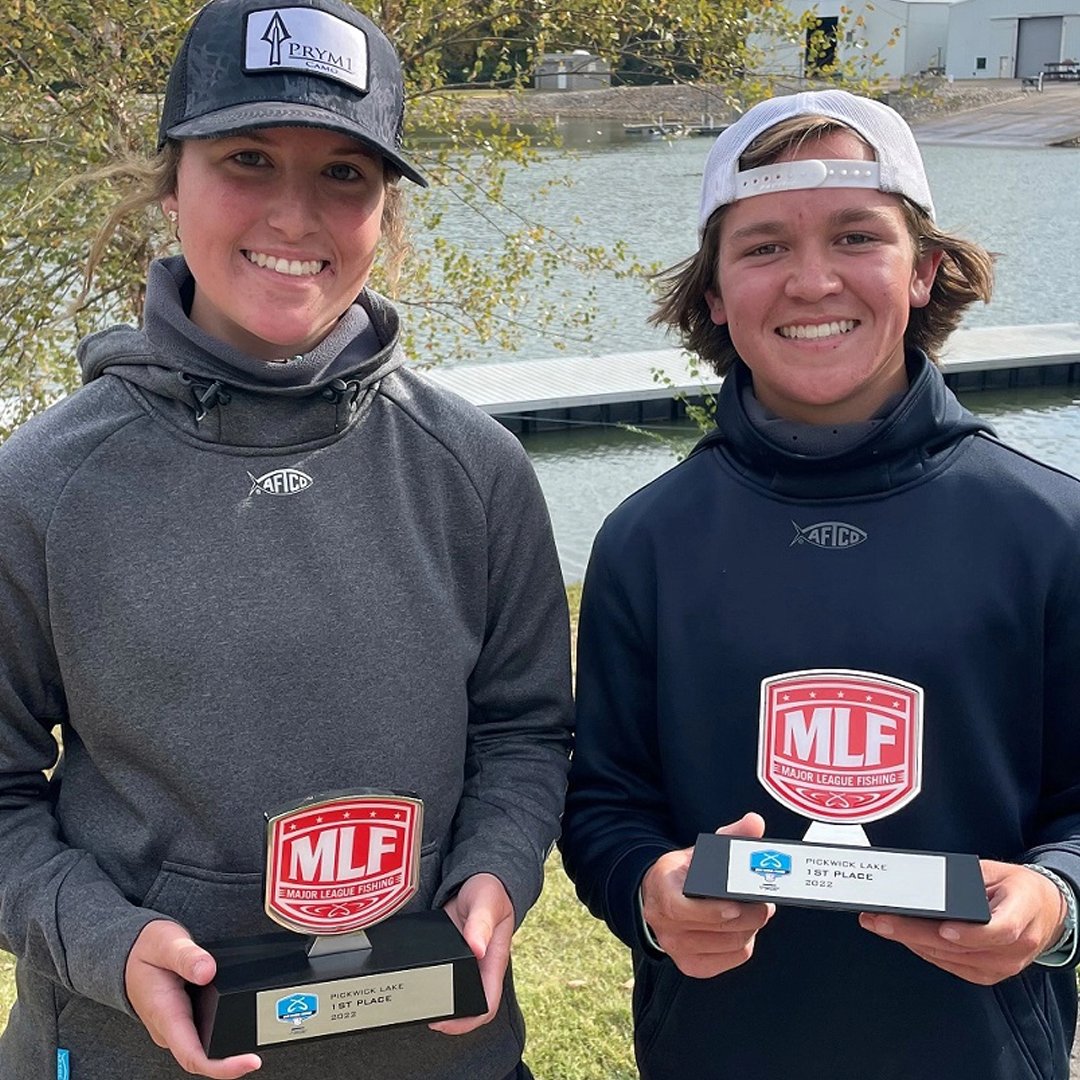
[692,351,994,498]
[77,256,406,447]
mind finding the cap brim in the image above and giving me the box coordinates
[166,102,428,187]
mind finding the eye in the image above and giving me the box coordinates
[840,232,875,246]
[748,242,782,257]
[230,150,267,167]
[325,162,363,182]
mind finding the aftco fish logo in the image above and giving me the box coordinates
[790,521,867,549]
[248,468,313,496]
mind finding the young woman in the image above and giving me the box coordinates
[0,1,571,1078]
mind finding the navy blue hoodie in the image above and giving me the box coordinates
[561,353,1080,1080]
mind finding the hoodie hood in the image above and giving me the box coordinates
[693,351,995,499]
[77,256,406,447]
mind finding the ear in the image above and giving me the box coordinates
[909,249,943,309]
[161,193,178,217]
[705,288,727,327]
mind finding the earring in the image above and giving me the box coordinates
[166,209,180,243]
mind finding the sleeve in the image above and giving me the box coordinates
[0,452,160,1018]
[432,441,573,926]
[1019,534,1080,906]
[558,520,679,952]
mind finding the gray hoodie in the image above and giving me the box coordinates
[0,258,572,1079]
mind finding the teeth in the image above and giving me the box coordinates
[245,251,326,277]
[778,320,856,340]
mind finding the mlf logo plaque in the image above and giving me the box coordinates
[265,794,422,934]
[757,669,923,824]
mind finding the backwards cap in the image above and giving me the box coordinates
[698,90,932,233]
[159,0,426,186]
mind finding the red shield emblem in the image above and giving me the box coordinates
[758,670,923,824]
[265,793,423,935]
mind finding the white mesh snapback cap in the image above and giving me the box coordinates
[698,90,934,233]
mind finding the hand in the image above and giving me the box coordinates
[431,873,515,1035]
[640,813,775,979]
[125,920,262,1077]
[859,860,1066,984]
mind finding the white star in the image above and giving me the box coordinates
[316,816,323,823]
[837,691,845,698]
[892,700,901,709]
[809,692,817,699]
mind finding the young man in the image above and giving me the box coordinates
[561,90,1080,1080]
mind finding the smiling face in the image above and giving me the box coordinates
[161,127,386,360]
[705,130,941,425]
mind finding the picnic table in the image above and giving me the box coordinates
[1044,60,1080,81]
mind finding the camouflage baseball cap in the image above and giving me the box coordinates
[158,0,426,185]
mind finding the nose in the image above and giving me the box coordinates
[265,172,319,240]
[784,246,842,302]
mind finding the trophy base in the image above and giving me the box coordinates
[683,833,990,922]
[193,909,486,1057]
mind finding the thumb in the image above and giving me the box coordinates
[715,812,767,839]
[156,930,216,986]
[459,904,495,963]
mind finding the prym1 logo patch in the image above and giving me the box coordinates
[758,669,923,824]
[245,8,369,94]
[265,794,423,935]
[248,468,313,497]
[791,521,867,549]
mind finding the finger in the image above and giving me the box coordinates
[431,915,511,1035]
[715,813,766,839]
[663,927,764,956]
[861,911,1019,953]
[152,983,262,1077]
[657,897,774,933]
[458,905,496,962]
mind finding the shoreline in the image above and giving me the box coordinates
[434,79,1029,127]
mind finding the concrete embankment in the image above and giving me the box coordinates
[440,78,1080,147]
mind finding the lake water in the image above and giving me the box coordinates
[430,123,1080,580]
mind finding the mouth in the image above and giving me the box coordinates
[777,320,857,341]
[244,250,328,278]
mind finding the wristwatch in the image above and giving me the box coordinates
[1024,864,1078,968]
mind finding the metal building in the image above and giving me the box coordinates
[945,0,1080,80]
[534,51,612,91]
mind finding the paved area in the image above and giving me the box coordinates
[914,83,1080,146]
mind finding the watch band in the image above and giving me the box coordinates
[1024,864,1078,968]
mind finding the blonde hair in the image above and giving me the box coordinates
[80,138,410,307]
[651,115,994,374]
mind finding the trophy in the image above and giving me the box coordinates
[193,791,487,1057]
[684,670,990,923]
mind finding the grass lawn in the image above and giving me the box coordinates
[0,587,639,1076]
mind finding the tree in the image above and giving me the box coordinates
[0,0,804,439]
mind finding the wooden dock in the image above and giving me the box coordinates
[422,323,1080,434]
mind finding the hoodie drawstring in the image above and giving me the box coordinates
[322,378,375,432]
[178,374,233,424]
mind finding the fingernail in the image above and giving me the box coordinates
[720,905,740,921]
[940,927,960,942]
[191,958,212,982]
[874,918,894,936]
